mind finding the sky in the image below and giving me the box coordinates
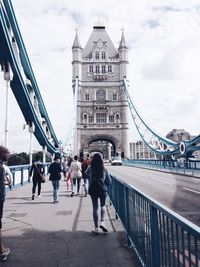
[0,0,200,153]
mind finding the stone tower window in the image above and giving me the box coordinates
[101,51,106,59]
[95,51,99,60]
[85,94,89,101]
[89,116,94,123]
[102,65,106,73]
[96,113,107,123]
[108,65,112,72]
[96,90,106,101]
[95,65,100,73]
[89,65,93,73]
[113,94,117,101]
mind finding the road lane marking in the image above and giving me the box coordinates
[151,177,172,185]
[182,187,200,195]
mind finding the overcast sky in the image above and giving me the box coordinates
[0,0,200,153]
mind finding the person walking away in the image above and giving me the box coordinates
[62,157,68,181]
[81,153,91,197]
[85,153,111,234]
[70,155,82,197]
[0,146,11,261]
[29,156,44,200]
[66,157,73,192]
[48,155,62,203]
[3,163,13,190]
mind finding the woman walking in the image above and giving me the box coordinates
[70,155,82,197]
[85,153,111,234]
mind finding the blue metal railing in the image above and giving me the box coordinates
[108,175,200,267]
[123,159,200,177]
[8,163,50,188]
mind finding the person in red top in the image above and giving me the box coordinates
[81,153,91,197]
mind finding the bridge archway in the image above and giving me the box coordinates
[81,134,120,160]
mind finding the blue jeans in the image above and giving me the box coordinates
[52,180,60,201]
[90,192,107,228]
[83,177,89,194]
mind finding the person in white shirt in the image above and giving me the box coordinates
[70,155,82,197]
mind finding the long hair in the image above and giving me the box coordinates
[91,153,104,179]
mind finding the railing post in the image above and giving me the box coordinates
[150,205,160,266]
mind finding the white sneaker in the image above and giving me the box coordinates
[100,221,108,233]
[92,227,99,234]
[38,195,41,198]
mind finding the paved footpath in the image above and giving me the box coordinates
[1,179,141,267]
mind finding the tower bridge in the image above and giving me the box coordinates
[1,0,200,159]
[72,25,129,159]
[0,1,200,266]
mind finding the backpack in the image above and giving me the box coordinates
[88,179,104,196]
[88,170,106,196]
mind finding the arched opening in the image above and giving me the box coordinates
[82,134,120,161]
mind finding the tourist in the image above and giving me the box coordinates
[29,155,45,200]
[85,153,111,234]
[70,155,82,197]
[0,146,11,261]
[81,153,91,197]
[48,154,62,203]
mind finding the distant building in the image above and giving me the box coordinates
[129,141,156,159]
[167,129,200,159]
[166,129,190,142]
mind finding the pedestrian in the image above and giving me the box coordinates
[29,155,45,200]
[3,163,13,190]
[0,146,11,261]
[81,153,91,197]
[85,153,111,234]
[66,157,73,192]
[48,154,62,203]
[70,155,82,197]
[62,157,68,181]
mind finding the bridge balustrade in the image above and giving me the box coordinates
[9,163,50,187]
[108,175,200,267]
[123,159,200,177]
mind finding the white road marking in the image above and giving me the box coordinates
[182,187,200,195]
[151,177,172,185]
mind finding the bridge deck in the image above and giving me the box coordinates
[2,179,140,266]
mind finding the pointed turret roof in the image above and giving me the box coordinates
[119,29,127,49]
[82,26,117,58]
[72,29,82,49]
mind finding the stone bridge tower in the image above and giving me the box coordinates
[72,25,129,159]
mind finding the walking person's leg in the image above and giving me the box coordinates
[91,195,99,233]
[52,180,57,202]
[37,181,41,197]
[0,201,10,261]
[99,192,108,232]
[32,178,37,200]
[71,178,76,197]
[54,180,60,202]
[77,178,81,194]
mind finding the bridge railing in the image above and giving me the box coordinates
[108,175,200,267]
[8,163,50,188]
[123,159,200,177]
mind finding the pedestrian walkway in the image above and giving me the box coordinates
[2,179,141,266]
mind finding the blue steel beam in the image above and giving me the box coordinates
[123,78,200,156]
[0,2,59,153]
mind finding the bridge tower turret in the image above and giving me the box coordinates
[72,29,82,93]
[118,29,128,80]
